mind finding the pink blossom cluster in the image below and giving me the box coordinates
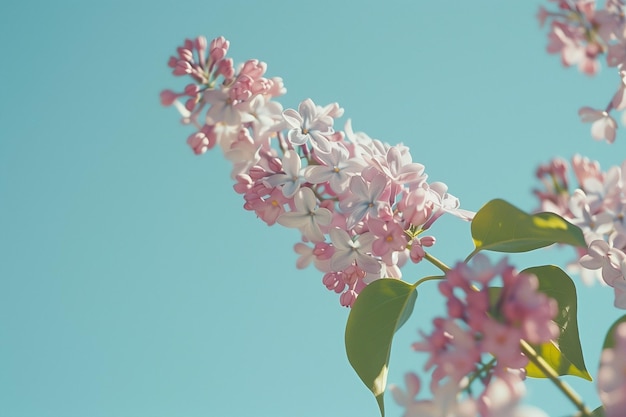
[538,0,626,143]
[390,372,549,417]
[597,322,626,417]
[535,155,626,307]
[407,255,558,417]
[161,36,473,306]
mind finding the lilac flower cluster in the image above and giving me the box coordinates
[161,36,472,306]
[538,0,626,142]
[535,155,626,307]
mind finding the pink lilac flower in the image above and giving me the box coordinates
[244,187,289,226]
[293,242,332,272]
[390,372,548,417]
[368,218,408,258]
[399,187,433,228]
[224,128,262,179]
[578,107,617,143]
[534,155,626,306]
[547,22,600,75]
[412,255,558,415]
[370,145,427,188]
[390,374,476,417]
[425,182,475,228]
[538,1,626,141]
[204,88,254,126]
[477,375,549,417]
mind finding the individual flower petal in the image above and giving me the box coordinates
[579,107,617,143]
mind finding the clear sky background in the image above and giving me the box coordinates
[2,1,626,416]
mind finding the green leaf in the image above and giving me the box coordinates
[345,279,417,417]
[602,314,626,350]
[468,199,585,259]
[522,266,591,381]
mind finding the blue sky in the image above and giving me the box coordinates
[1,1,625,416]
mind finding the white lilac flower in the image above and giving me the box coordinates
[277,188,332,242]
[264,150,304,198]
[339,174,391,229]
[329,228,380,274]
[304,143,365,194]
[282,98,334,153]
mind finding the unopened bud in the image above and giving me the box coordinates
[173,60,192,76]
[184,98,197,112]
[195,36,207,52]
[177,47,193,62]
[184,83,200,96]
[159,90,178,106]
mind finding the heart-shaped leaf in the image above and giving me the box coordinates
[523,266,591,381]
[345,279,417,417]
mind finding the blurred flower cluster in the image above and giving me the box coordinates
[392,255,558,417]
[538,0,626,142]
[535,154,626,307]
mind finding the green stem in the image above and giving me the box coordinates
[520,340,591,417]
[413,275,446,288]
[465,358,496,388]
[464,248,480,263]
[423,252,451,273]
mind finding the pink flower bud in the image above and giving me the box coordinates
[194,36,207,53]
[536,6,549,27]
[184,98,196,112]
[187,131,209,155]
[167,56,178,68]
[248,165,269,181]
[159,90,178,106]
[209,36,229,62]
[340,290,358,307]
[251,78,272,95]
[173,60,192,76]
[267,156,282,173]
[230,75,254,102]
[177,47,193,62]
[446,296,465,319]
[323,272,344,292]
[420,236,435,247]
[410,241,427,263]
[217,58,235,79]
[184,83,199,96]
[314,242,334,260]
[240,59,266,79]
[200,124,217,149]
[233,174,253,194]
